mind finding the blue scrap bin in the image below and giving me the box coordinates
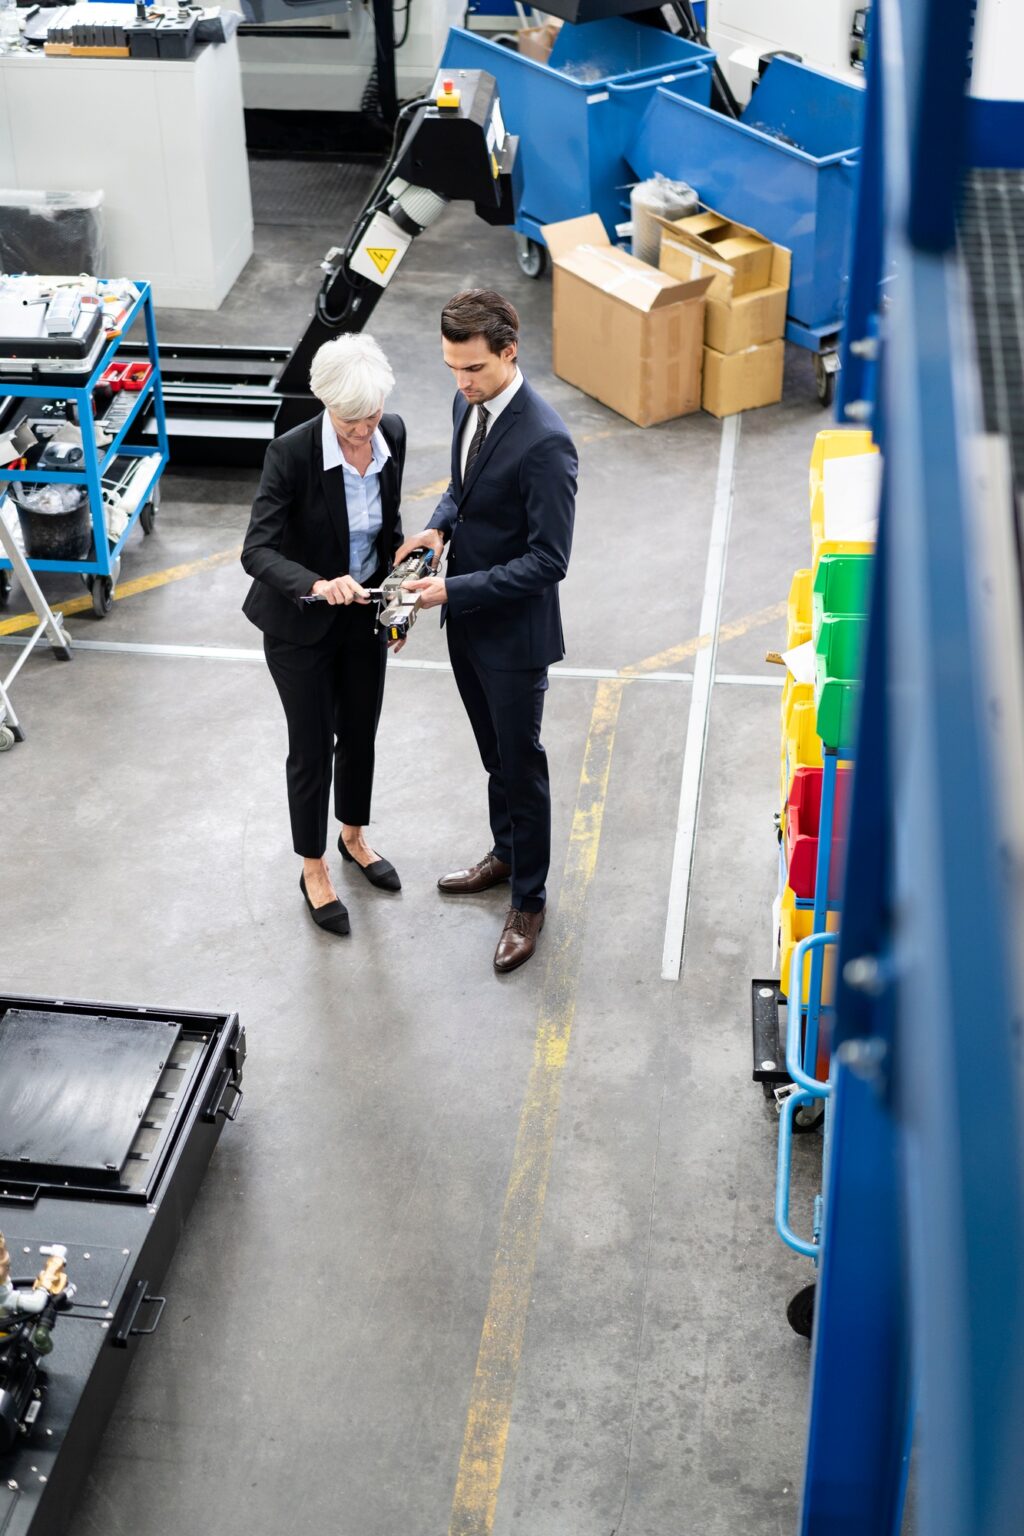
[628,56,864,344]
[440,20,713,243]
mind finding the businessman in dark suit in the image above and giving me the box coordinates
[397,290,577,973]
[242,334,406,936]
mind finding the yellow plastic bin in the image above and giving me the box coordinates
[787,567,813,649]
[810,485,876,570]
[779,886,839,1007]
[782,690,822,807]
[808,428,877,504]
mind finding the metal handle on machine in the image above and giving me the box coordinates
[202,1064,244,1123]
[112,1281,167,1347]
[787,932,838,1097]
[775,1089,820,1259]
[840,155,860,169]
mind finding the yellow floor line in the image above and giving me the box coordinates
[622,599,787,676]
[0,544,243,637]
[448,677,624,1536]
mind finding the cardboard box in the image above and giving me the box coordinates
[702,340,784,417]
[517,22,561,63]
[542,213,712,428]
[705,284,788,353]
[657,209,790,302]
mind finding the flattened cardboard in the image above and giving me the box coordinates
[542,214,713,428]
[702,339,784,417]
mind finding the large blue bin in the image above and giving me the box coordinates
[628,56,864,343]
[440,20,713,243]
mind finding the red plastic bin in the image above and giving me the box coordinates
[785,765,852,900]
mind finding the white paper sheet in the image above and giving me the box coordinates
[822,452,882,543]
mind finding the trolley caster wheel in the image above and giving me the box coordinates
[792,1101,825,1134]
[91,576,114,618]
[0,569,11,608]
[0,725,15,752]
[140,484,160,534]
[814,351,839,408]
[515,235,548,280]
[787,1282,817,1338]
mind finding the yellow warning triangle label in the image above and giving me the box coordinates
[366,247,397,275]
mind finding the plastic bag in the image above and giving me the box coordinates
[630,173,699,268]
[0,190,105,277]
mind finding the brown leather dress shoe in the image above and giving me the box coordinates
[494,907,545,973]
[438,852,512,895]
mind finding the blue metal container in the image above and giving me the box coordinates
[628,56,864,348]
[440,21,713,243]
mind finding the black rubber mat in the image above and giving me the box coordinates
[248,156,381,228]
[960,168,1024,493]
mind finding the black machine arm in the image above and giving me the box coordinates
[275,69,520,406]
[119,69,519,460]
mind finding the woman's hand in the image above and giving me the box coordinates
[393,529,444,568]
[312,575,371,606]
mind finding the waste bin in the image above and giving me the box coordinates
[440,19,713,263]
[628,55,864,351]
[11,483,92,561]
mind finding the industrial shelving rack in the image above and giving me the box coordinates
[784,0,1024,1532]
[0,282,169,618]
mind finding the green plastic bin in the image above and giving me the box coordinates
[812,552,873,640]
[814,614,866,750]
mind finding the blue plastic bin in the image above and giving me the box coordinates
[627,56,864,344]
[440,21,713,243]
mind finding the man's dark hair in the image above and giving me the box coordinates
[441,290,520,355]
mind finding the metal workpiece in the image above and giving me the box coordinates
[0,994,244,1536]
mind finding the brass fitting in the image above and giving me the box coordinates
[33,1253,69,1298]
[0,1232,9,1286]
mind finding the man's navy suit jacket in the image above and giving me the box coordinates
[428,376,577,671]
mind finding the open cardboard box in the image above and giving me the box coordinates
[657,208,792,354]
[542,213,712,428]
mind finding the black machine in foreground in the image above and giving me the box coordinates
[0,994,244,1536]
[133,69,520,464]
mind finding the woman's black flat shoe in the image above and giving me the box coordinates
[338,836,402,892]
[299,874,350,935]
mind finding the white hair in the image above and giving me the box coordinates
[309,333,395,419]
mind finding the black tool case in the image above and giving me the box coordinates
[0,993,244,1536]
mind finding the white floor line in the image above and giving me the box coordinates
[0,641,780,693]
[717,673,784,688]
[0,634,706,682]
[661,413,741,982]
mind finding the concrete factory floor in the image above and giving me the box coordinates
[3,183,835,1535]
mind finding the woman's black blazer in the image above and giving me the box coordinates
[241,411,406,645]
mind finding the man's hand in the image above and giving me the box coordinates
[311,575,371,606]
[403,576,447,610]
[387,634,407,655]
[393,528,444,569]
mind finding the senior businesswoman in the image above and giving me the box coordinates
[241,334,405,936]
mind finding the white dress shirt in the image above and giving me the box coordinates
[321,412,390,584]
[459,367,523,479]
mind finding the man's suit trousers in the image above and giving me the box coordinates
[446,617,550,913]
[263,602,386,857]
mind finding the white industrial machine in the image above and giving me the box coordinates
[705,0,867,104]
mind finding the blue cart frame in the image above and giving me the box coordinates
[0,282,169,615]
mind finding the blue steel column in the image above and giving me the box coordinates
[798,0,1024,1530]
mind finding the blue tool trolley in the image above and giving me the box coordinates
[628,55,865,405]
[440,19,713,275]
[0,282,168,618]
